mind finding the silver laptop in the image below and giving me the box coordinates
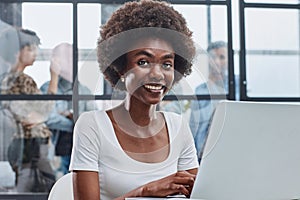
[191,100,300,200]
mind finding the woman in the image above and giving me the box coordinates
[1,28,55,192]
[69,0,198,199]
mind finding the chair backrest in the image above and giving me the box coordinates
[48,172,73,200]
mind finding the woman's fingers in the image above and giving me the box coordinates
[173,176,195,186]
[172,171,196,196]
[172,183,190,196]
[144,171,196,197]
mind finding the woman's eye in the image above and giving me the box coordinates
[162,63,173,70]
[137,60,149,67]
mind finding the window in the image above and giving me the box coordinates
[239,1,300,100]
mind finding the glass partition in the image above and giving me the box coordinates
[244,8,300,97]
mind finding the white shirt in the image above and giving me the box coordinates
[69,110,199,200]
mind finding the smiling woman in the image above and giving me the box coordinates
[68,0,199,199]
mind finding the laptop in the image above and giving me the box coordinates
[127,101,300,200]
[191,100,300,200]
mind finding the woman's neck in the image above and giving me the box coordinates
[108,95,164,138]
[123,95,158,127]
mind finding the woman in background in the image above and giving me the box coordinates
[1,28,55,192]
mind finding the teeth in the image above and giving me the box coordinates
[144,84,163,90]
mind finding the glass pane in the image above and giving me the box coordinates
[78,4,101,49]
[245,8,299,50]
[22,3,73,89]
[174,5,228,48]
[22,3,73,48]
[78,60,104,95]
[210,6,228,43]
[246,55,300,97]
[78,3,122,95]
[245,0,299,4]
[173,5,208,47]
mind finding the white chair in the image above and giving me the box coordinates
[48,172,74,200]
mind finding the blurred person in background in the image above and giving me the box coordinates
[0,28,55,192]
[0,19,19,162]
[40,42,95,178]
[189,41,239,163]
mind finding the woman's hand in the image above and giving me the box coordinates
[115,170,197,200]
[141,171,196,197]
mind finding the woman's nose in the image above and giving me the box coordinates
[149,63,164,81]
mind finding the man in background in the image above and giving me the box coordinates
[189,41,239,162]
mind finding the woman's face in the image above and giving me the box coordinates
[18,45,38,67]
[124,38,175,105]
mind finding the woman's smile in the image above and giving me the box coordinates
[143,83,165,92]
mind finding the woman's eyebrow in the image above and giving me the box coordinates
[133,50,153,58]
[162,53,175,59]
[133,50,175,59]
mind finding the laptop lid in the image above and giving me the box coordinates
[191,101,300,200]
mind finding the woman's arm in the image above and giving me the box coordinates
[73,171,100,200]
[73,169,197,200]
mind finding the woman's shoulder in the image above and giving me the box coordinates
[161,111,185,132]
[75,110,110,135]
[1,72,39,94]
[77,110,112,127]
